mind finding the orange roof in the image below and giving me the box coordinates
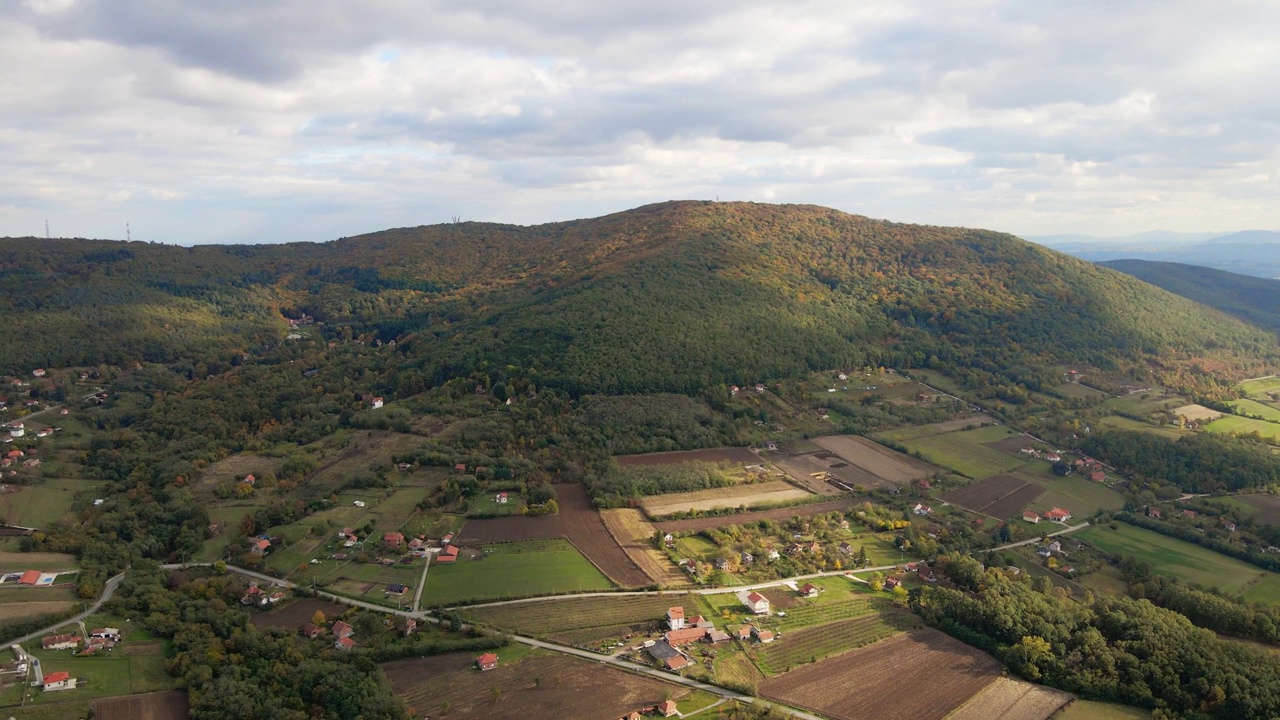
[44,671,69,684]
[665,655,690,670]
[746,591,766,603]
[664,628,707,646]
[19,570,40,585]
[667,606,684,619]
[477,652,498,666]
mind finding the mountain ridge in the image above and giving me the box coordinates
[1099,259,1280,332]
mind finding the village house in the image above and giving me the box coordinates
[335,637,356,651]
[715,557,731,571]
[663,533,675,547]
[41,633,80,651]
[42,671,75,692]
[331,620,354,639]
[436,545,460,563]
[666,606,685,630]
[241,585,264,604]
[665,627,709,646]
[370,397,384,409]
[1045,507,1072,522]
[249,537,271,556]
[751,627,776,643]
[913,503,932,516]
[1148,508,1163,519]
[658,699,679,717]
[404,619,417,636]
[90,627,121,640]
[1182,509,1198,519]
[766,548,781,561]
[242,474,255,485]
[477,652,499,671]
[454,463,467,472]
[1089,471,1106,482]
[688,614,713,629]
[1223,519,1238,532]
[918,478,931,490]
[1044,452,1062,463]
[495,492,508,504]
[736,626,753,640]
[681,559,698,574]
[385,584,408,596]
[798,582,819,598]
[441,533,454,546]
[917,563,937,583]
[1023,510,1041,524]
[664,655,690,671]
[838,541,854,555]
[31,369,45,378]
[884,576,901,591]
[301,623,323,639]
[706,629,731,643]
[8,424,23,438]
[740,551,754,565]
[739,590,770,615]
[383,531,404,549]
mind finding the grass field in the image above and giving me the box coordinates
[1103,391,1185,417]
[20,646,180,708]
[422,538,613,606]
[0,551,77,572]
[1229,399,1280,423]
[462,593,711,642]
[1205,415,1280,443]
[1025,475,1125,518]
[1054,383,1105,399]
[1097,415,1190,439]
[888,426,1026,479]
[1081,523,1280,602]
[1240,376,1280,397]
[0,478,98,529]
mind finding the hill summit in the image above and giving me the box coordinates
[0,201,1274,392]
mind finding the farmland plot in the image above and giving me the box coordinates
[946,677,1071,720]
[640,481,810,516]
[616,448,759,466]
[599,509,688,586]
[91,690,190,720]
[943,475,1042,518]
[754,613,916,674]
[384,651,693,720]
[654,498,856,534]
[461,594,705,637]
[759,630,1002,720]
[810,435,939,486]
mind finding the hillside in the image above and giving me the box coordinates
[2,202,1276,393]
[1036,231,1280,279]
[1100,259,1280,332]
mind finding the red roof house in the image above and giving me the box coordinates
[18,570,41,585]
[665,628,708,646]
[334,636,356,651]
[664,655,690,671]
[1045,507,1072,522]
[436,545,459,563]
[383,532,404,548]
[798,582,819,598]
[1023,510,1041,523]
[249,538,271,555]
[477,652,499,671]
[331,620,354,639]
[1089,471,1106,482]
[659,699,679,717]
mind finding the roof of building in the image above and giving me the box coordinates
[44,671,70,684]
[478,652,499,665]
[746,591,767,604]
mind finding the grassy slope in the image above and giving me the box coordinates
[1101,259,1280,331]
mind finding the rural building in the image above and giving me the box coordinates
[666,606,685,630]
[404,619,417,636]
[884,576,901,590]
[42,634,80,651]
[441,533,454,546]
[741,551,754,565]
[477,653,499,671]
[681,559,697,574]
[913,503,932,516]
[371,397,384,409]
[706,629,731,643]
[646,640,681,663]
[495,492,508,503]
[689,615,713,629]
[838,542,854,555]
[249,538,271,555]
[436,545,459,563]
[335,637,355,651]
[383,532,404,548]
[241,586,264,604]
[1045,452,1062,463]
[1045,507,1072,522]
[739,590,771,615]
[1023,510,1040,523]
[8,424,23,438]
[665,655,690,671]
[665,628,708,646]
[1183,509,1198,519]
[659,699,679,716]
[331,621,354,639]
[798,582,819,598]
[300,623,323,639]
[454,463,467,472]
[242,474,255,485]
[736,626,753,640]
[1149,508,1163,519]
[918,478,931,489]
[663,533,675,546]
[1089,471,1106,482]
[1223,520,1237,532]
[89,628,121,640]
[917,563,937,583]
[42,671,75,692]
[751,627,775,643]
[766,548,781,561]
[385,584,408,596]
[32,369,45,378]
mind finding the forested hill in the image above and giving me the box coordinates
[1100,259,1280,332]
[1,201,1276,392]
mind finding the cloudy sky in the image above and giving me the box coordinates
[1,0,1278,244]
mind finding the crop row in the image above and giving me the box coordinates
[463,594,696,634]
[777,596,881,629]
[756,613,912,675]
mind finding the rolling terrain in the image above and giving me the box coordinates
[1099,260,1280,331]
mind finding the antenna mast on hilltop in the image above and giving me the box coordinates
[45,220,49,238]
[126,222,131,242]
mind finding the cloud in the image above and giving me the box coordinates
[0,0,1277,243]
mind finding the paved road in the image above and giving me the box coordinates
[411,554,430,612]
[159,564,423,619]
[9,571,128,647]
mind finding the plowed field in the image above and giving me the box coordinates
[760,630,1002,720]
[384,651,691,719]
[600,509,688,586]
[943,474,1044,518]
[616,447,759,466]
[810,436,939,485]
[91,690,190,720]
[946,676,1072,720]
[641,481,810,516]
[458,484,650,587]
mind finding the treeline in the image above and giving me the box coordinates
[588,462,742,508]
[1117,513,1280,574]
[1129,569,1280,646]
[919,560,1280,718]
[1080,430,1280,493]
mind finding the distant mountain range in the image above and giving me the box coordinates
[1029,230,1280,278]
[1100,260,1280,332]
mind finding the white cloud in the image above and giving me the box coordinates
[0,0,1277,243]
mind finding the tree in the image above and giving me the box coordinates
[312,610,327,627]
[1008,635,1052,680]
[239,513,256,536]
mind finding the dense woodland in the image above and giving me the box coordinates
[1102,260,1280,332]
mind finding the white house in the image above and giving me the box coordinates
[370,397,384,409]
[42,671,76,692]
[7,424,22,438]
[913,503,932,516]
[738,590,771,615]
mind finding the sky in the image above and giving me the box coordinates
[1,0,1278,245]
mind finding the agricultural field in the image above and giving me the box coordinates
[1230,399,1280,423]
[0,551,76,572]
[759,629,1003,720]
[1025,475,1125,519]
[1226,493,1280,525]
[639,481,810,517]
[946,677,1071,720]
[1171,404,1223,422]
[1205,415,1280,443]
[462,593,709,647]
[89,690,190,720]
[1081,523,1280,603]
[753,612,915,674]
[422,538,613,607]
[1053,382,1105,399]
[880,425,1027,479]
[810,435,941,486]
[598,509,688,587]
[871,415,996,443]
[0,600,76,625]
[943,475,1042,518]
[1102,390,1186,418]
[1240,375,1280,397]
[1053,700,1150,720]
[654,498,856,534]
[1096,415,1190,439]
[0,477,99,529]
[457,484,650,588]
[248,598,348,629]
[615,447,759,466]
[384,650,695,720]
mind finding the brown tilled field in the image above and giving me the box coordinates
[1238,493,1280,525]
[810,436,940,485]
[641,481,812,516]
[981,483,1046,519]
[248,598,349,629]
[458,484,650,587]
[655,498,856,533]
[91,690,190,720]
[943,475,1028,512]
[384,651,691,719]
[615,447,759,466]
[0,600,75,623]
[946,676,1072,720]
[599,509,688,587]
[759,630,1002,720]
